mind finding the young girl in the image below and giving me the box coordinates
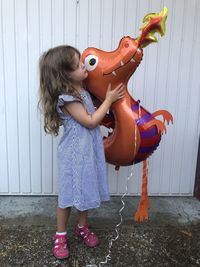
[38,45,125,259]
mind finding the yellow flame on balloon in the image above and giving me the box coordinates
[137,6,168,48]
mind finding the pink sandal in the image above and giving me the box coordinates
[75,224,100,247]
[52,234,69,259]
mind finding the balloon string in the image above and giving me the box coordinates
[138,99,141,119]
[86,102,141,267]
[97,166,134,267]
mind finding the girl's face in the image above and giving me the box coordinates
[69,53,88,83]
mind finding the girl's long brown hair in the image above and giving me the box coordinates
[38,45,83,136]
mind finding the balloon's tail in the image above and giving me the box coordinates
[134,160,150,222]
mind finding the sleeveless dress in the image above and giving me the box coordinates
[56,89,110,211]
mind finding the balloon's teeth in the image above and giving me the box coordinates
[103,128,113,139]
[112,71,117,76]
[108,128,113,137]
[130,58,135,62]
[121,61,124,66]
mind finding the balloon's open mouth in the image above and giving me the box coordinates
[102,48,141,77]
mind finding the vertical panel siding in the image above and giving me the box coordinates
[15,0,31,193]
[51,0,65,194]
[2,0,20,193]
[101,0,113,50]
[172,0,196,194]
[150,0,173,195]
[39,0,53,194]
[77,0,89,52]
[27,0,41,193]
[64,0,77,46]
[0,0,9,193]
[0,0,200,196]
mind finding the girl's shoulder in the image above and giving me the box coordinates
[58,93,82,106]
[57,90,89,112]
[58,88,89,99]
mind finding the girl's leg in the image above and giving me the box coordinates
[75,210,99,247]
[76,210,88,226]
[53,207,71,259]
[57,207,71,232]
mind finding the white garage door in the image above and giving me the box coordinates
[0,0,200,195]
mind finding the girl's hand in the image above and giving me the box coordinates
[105,83,125,104]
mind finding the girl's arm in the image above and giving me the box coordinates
[62,83,125,129]
[90,93,102,109]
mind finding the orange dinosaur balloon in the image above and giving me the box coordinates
[81,7,173,221]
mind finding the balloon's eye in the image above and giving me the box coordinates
[84,55,98,71]
[89,58,96,66]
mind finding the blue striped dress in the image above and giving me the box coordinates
[56,89,110,211]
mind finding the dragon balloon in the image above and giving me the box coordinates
[81,7,173,222]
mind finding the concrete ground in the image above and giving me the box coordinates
[0,196,200,267]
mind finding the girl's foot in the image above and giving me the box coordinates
[52,233,69,259]
[75,224,100,247]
